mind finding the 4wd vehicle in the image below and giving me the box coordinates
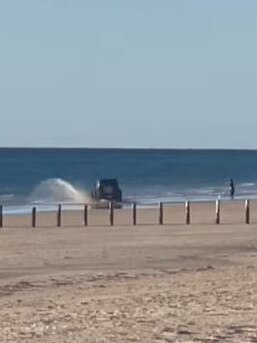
[91,179,122,208]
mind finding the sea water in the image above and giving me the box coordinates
[1,148,257,213]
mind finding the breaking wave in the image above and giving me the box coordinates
[29,178,91,204]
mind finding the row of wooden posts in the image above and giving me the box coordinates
[0,199,252,228]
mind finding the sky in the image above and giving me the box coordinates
[0,0,257,149]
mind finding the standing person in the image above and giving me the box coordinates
[230,178,235,200]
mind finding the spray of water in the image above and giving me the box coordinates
[30,178,91,204]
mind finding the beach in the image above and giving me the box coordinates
[1,203,257,342]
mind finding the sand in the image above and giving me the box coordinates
[1,201,257,342]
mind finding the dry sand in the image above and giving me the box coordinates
[1,201,257,342]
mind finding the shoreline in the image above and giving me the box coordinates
[1,196,256,209]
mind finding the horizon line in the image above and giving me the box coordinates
[0,146,257,152]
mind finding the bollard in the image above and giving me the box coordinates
[57,204,62,227]
[185,201,190,225]
[0,205,2,228]
[84,204,88,226]
[32,207,36,228]
[109,202,114,226]
[132,202,137,226]
[245,199,250,224]
[159,202,163,225]
[215,199,220,224]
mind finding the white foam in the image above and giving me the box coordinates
[240,182,255,187]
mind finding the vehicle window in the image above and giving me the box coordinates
[103,185,114,194]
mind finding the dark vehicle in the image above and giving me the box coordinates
[91,179,122,208]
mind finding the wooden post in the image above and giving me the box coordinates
[109,202,114,226]
[32,207,36,228]
[245,199,250,224]
[185,201,190,225]
[132,202,137,226]
[215,199,220,224]
[84,204,88,226]
[159,202,163,225]
[57,204,62,227]
[0,205,2,228]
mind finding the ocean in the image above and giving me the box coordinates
[1,148,257,212]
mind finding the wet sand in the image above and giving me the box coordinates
[1,202,257,342]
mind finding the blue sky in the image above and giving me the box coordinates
[1,0,257,148]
